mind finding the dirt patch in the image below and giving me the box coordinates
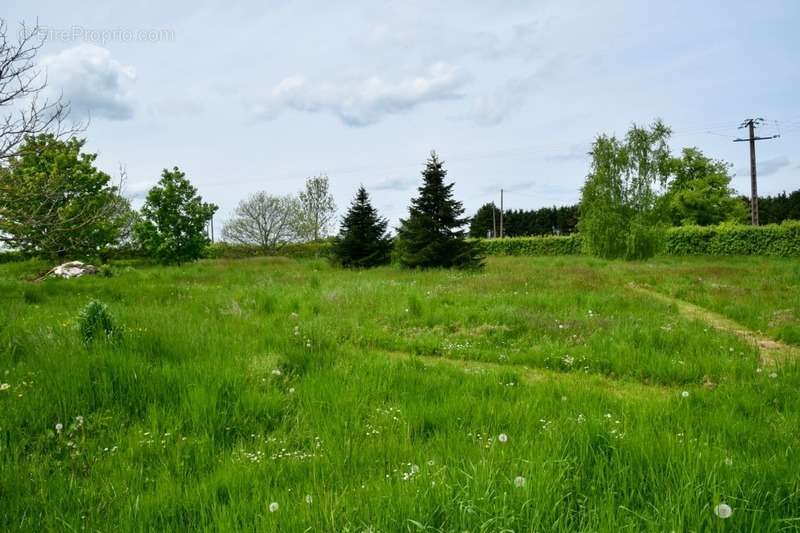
[380,350,673,401]
[628,283,800,366]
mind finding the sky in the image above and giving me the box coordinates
[5,0,800,231]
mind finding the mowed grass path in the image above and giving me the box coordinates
[0,256,798,531]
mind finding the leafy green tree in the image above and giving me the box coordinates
[0,134,128,259]
[469,202,499,238]
[332,186,392,267]
[135,167,217,264]
[579,120,672,260]
[664,147,747,225]
[396,152,483,269]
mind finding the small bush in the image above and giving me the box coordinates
[78,300,119,344]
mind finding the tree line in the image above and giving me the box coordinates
[469,204,579,238]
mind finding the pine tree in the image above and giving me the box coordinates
[332,186,392,267]
[396,152,483,269]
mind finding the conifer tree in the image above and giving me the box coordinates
[396,152,483,269]
[332,186,392,267]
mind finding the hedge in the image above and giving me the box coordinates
[478,234,583,256]
[0,250,26,264]
[664,221,800,257]
[203,241,334,260]
[478,221,800,257]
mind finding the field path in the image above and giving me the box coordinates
[380,350,674,401]
[628,283,800,366]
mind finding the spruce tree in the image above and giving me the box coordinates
[332,186,392,267]
[396,152,483,269]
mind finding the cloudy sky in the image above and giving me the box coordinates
[6,1,800,229]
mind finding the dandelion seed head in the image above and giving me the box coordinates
[305,494,313,504]
[769,372,777,379]
[269,501,279,513]
[514,476,526,487]
[498,433,508,443]
[681,391,689,398]
[271,369,282,376]
[714,503,732,519]
[55,423,63,433]
[0,383,9,391]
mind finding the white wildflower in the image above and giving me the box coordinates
[0,383,9,391]
[269,501,279,513]
[271,369,282,376]
[305,494,313,504]
[681,391,689,398]
[514,476,526,487]
[769,372,778,379]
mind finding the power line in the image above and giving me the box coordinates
[733,118,780,225]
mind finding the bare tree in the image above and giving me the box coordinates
[295,174,336,241]
[222,192,300,248]
[0,19,77,162]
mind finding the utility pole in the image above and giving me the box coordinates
[733,118,779,225]
[499,189,504,238]
[492,204,497,238]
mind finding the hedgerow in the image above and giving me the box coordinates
[203,241,334,259]
[478,235,583,256]
[664,221,800,256]
[477,221,800,257]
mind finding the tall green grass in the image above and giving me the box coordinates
[0,256,798,531]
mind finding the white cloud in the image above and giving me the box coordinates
[758,156,791,177]
[371,177,418,191]
[41,44,136,120]
[253,63,467,126]
[465,76,536,126]
[737,156,791,178]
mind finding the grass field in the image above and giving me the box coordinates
[1,255,799,532]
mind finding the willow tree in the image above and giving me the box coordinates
[579,120,672,260]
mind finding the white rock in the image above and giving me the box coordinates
[51,261,99,279]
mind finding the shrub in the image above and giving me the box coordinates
[78,300,118,344]
[0,250,26,264]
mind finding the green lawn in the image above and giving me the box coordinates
[1,256,798,532]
